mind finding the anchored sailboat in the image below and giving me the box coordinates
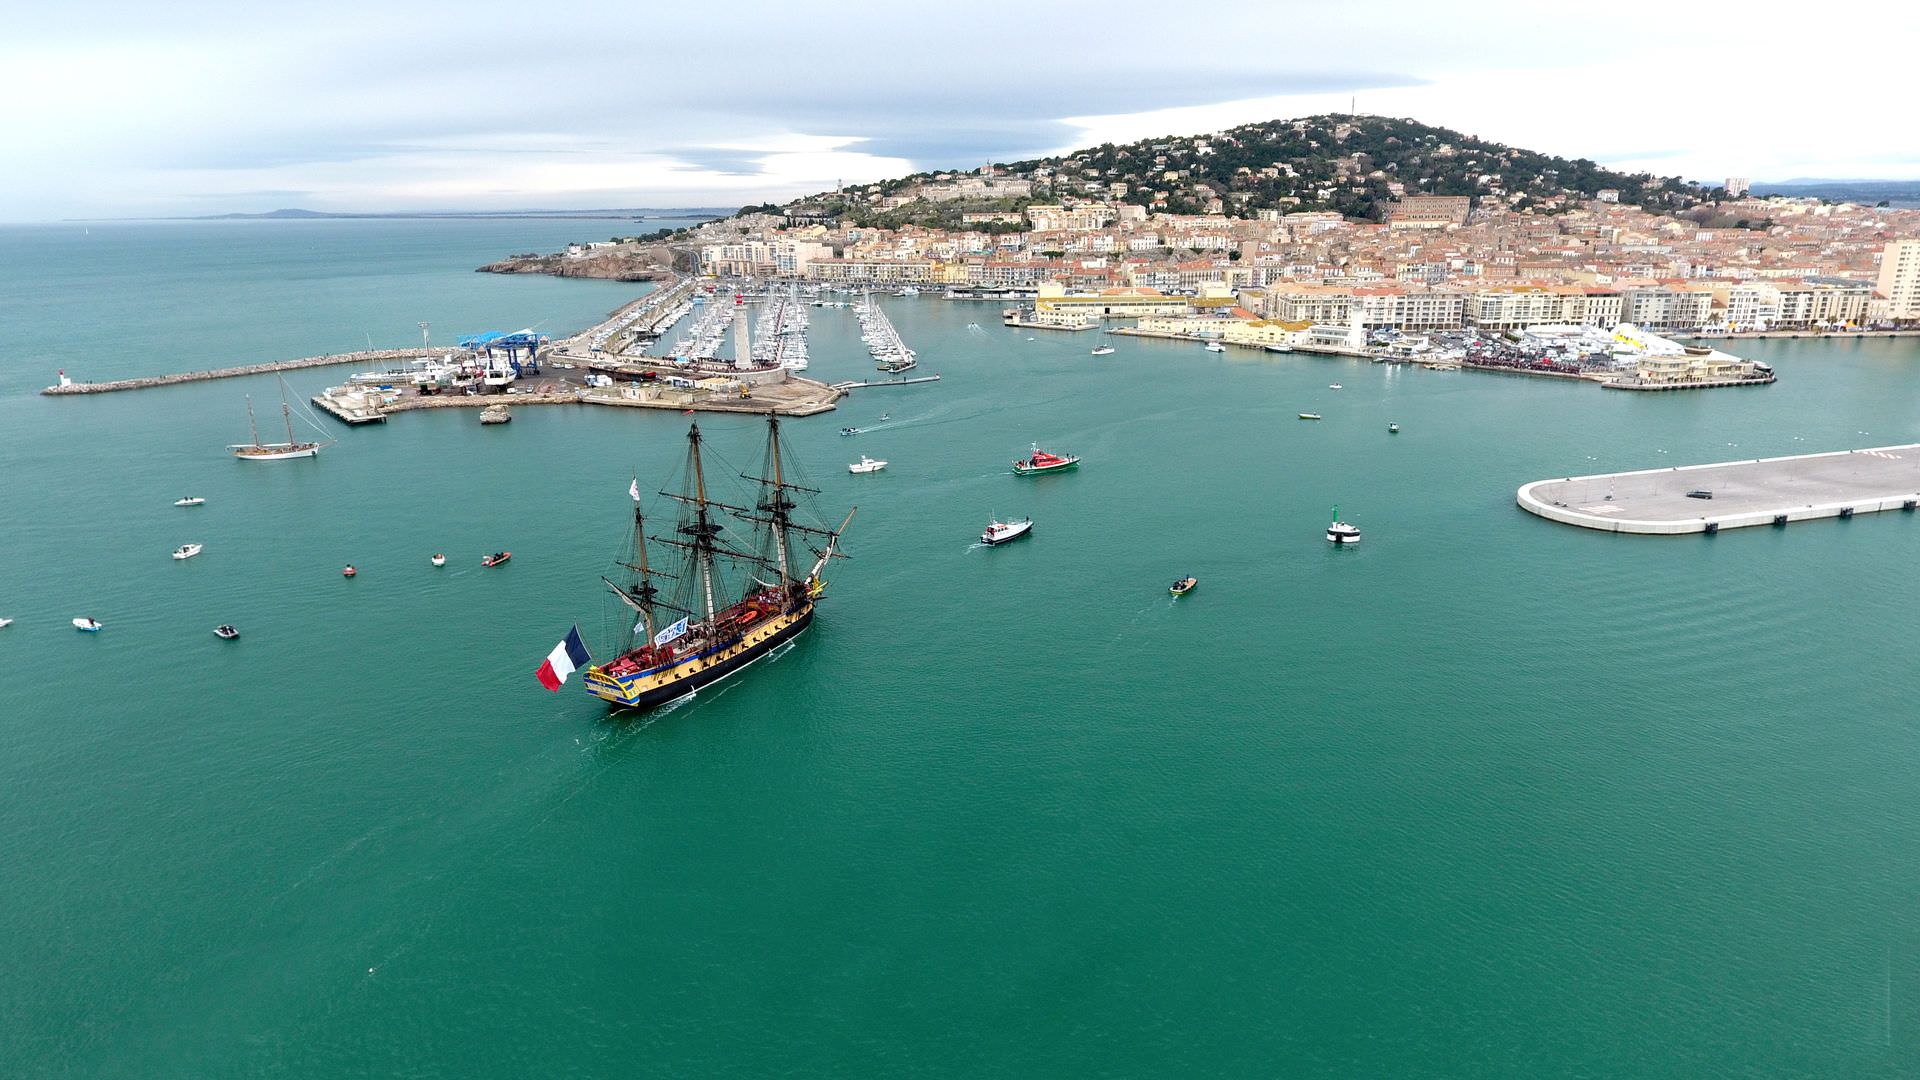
[581,415,855,710]
[230,372,333,460]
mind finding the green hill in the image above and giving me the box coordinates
[813,115,1706,227]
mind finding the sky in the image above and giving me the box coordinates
[7,0,1916,220]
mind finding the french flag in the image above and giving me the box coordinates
[536,626,591,691]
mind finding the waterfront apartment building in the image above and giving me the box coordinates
[1618,284,1716,332]
[1265,285,1466,331]
[699,240,832,278]
[1876,239,1920,321]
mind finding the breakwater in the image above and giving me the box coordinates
[1518,444,1920,535]
[41,349,417,395]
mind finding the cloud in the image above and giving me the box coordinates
[2,0,1915,218]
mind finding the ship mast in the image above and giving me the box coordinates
[278,372,297,446]
[628,497,657,644]
[686,424,718,625]
[765,414,793,584]
[245,395,260,448]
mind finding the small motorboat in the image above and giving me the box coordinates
[1326,506,1361,546]
[1389,423,1400,434]
[1329,383,1343,390]
[1012,444,1079,476]
[1204,341,1226,352]
[431,553,447,567]
[1090,345,1116,356]
[1264,344,1294,354]
[174,497,206,507]
[877,413,890,422]
[172,543,203,560]
[482,551,511,567]
[1299,413,1322,421]
[1170,576,1198,597]
[73,617,102,632]
[981,517,1033,546]
[840,427,862,437]
[342,565,357,578]
[213,625,240,640]
[849,456,888,474]
[0,617,13,629]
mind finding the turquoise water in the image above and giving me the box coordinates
[5,225,1920,1077]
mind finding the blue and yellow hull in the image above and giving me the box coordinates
[582,604,815,710]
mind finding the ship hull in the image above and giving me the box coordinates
[231,444,319,461]
[1012,460,1077,475]
[584,604,815,710]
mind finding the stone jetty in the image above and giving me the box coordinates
[41,349,416,396]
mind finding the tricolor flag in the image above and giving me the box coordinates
[536,626,591,691]
[652,616,689,647]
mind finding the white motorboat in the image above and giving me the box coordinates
[1326,506,1361,545]
[1329,383,1343,390]
[173,497,206,507]
[840,427,862,436]
[1205,341,1226,352]
[981,517,1033,545]
[878,413,890,422]
[73,617,102,632]
[172,543,203,560]
[1090,345,1116,356]
[1264,344,1294,354]
[214,625,240,640]
[849,456,888,474]
[0,617,12,629]
[1298,413,1322,420]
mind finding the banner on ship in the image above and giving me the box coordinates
[652,617,689,647]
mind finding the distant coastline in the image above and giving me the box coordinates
[61,207,734,224]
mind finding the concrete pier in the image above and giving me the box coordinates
[41,349,417,395]
[1518,445,1920,535]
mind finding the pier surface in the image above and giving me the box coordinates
[1518,445,1920,535]
[42,349,416,395]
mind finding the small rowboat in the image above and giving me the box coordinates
[214,625,240,640]
[1170,576,1198,597]
[431,553,447,566]
[482,551,511,567]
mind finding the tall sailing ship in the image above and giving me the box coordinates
[230,373,332,460]
[582,415,854,710]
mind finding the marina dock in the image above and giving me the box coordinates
[830,375,942,390]
[1518,445,1920,535]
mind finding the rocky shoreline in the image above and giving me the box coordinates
[477,241,689,282]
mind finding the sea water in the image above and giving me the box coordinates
[3,222,1920,1077]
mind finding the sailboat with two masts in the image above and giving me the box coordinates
[581,414,855,711]
[230,372,333,461]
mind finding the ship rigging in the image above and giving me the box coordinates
[583,414,854,710]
